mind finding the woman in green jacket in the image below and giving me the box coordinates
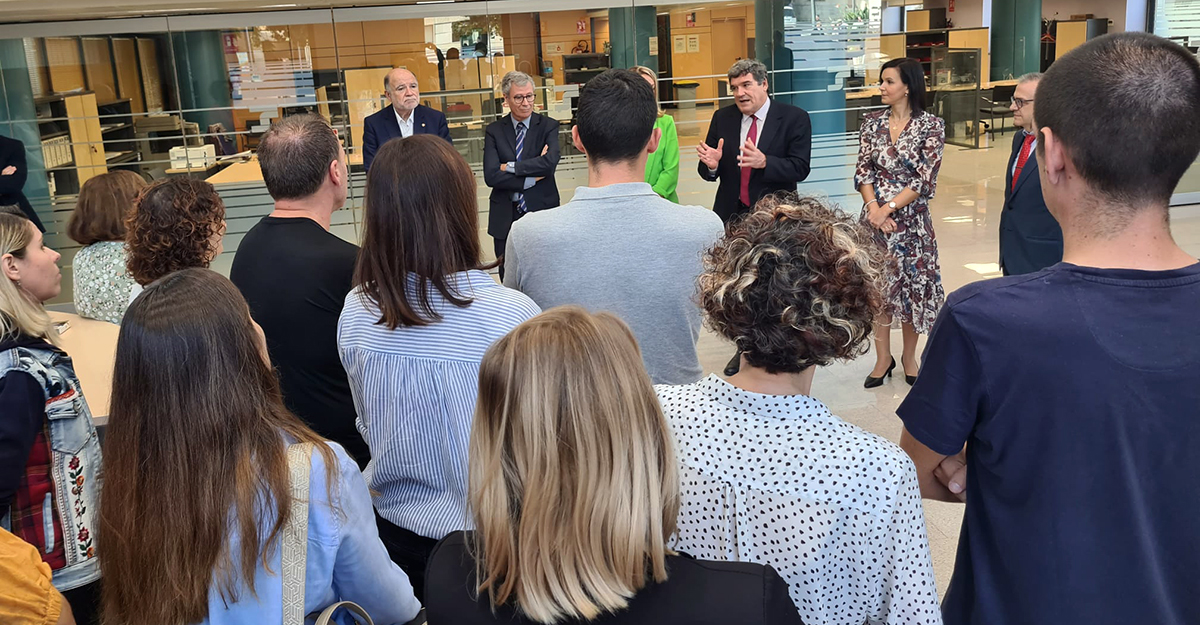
[634,66,680,203]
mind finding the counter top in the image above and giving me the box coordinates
[50,311,118,425]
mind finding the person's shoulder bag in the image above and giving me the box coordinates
[282,443,427,625]
[283,442,376,625]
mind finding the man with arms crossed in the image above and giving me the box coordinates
[362,67,451,171]
[898,33,1200,625]
[998,72,1062,275]
[504,69,723,385]
[483,71,560,276]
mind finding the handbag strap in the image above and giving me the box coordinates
[314,601,378,625]
[282,442,314,625]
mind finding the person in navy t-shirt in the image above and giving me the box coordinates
[897,33,1200,625]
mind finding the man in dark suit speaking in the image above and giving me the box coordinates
[697,59,811,224]
[362,67,451,171]
[483,71,560,276]
[999,72,1063,275]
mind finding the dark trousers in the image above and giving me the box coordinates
[63,579,102,625]
[375,513,439,602]
[494,237,506,281]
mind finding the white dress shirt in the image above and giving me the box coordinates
[740,98,770,148]
[709,99,771,175]
[656,375,943,625]
[394,108,415,138]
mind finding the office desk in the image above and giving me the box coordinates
[844,79,1016,101]
[50,311,118,425]
[207,153,368,186]
[207,158,262,185]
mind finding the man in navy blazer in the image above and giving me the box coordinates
[362,68,451,171]
[999,72,1062,276]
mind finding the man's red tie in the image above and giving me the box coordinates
[739,115,759,206]
[1012,133,1035,185]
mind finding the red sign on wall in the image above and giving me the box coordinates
[577,19,587,33]
[949,0,955,12]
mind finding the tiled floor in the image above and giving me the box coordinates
[523,129,1200,597]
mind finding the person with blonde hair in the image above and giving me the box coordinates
[67,170,145,323]
[0,210,103,623]
[632,65,679,202]
[656,195,941,624]
[424,306,801,625]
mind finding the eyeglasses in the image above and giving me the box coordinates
[510,94,536,103]
[1012,97,1034,109]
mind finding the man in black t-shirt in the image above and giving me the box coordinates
[898,34,1200,625]
[230,114,369,467]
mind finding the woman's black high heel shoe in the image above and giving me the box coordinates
[905,373,918,386]
[864,357,896,388]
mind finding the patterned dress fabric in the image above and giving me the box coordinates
[656,375,943,625]
[854,109,946,333]
[72,241,136,324]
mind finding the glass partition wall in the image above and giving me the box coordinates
[0,0,926,306]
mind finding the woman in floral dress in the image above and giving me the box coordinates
[67,171,145,324]
[854,58,946,388]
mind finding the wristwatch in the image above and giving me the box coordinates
[888,200,897,211]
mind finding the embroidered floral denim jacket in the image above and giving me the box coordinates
[0,339,102,591]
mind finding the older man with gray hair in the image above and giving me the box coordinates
[361,67,451,171]
[483,70,561,276]
[998,71,1062,275]
[697,59,812,375]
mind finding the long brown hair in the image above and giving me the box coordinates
[68,170,146,245]
[99,268,336,625]
[470,306,679,623]
[354,134,486,329]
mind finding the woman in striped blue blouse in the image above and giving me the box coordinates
[337,135,541,601]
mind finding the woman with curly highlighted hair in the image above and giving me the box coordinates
[655,195,942,625]
[124,178,226,298]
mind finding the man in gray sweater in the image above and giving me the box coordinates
[504,69,724,385]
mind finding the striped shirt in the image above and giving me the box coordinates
[337,270,540,539]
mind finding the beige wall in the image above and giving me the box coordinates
[669,2,756,103]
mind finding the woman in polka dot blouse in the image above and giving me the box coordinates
[656,195,943,625]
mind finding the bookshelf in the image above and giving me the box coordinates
[35,92,137,198]
[903,27,990,86]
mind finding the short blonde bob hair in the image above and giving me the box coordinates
[631,65,664,117]
[469,306,679,623]
[0,212,59,346]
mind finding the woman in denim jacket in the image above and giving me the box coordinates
[0,209,102,623]
[98,268,420,625]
